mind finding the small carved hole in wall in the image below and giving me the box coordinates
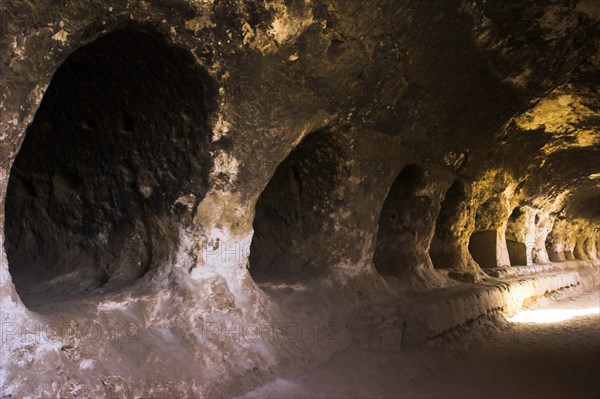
[81,118,97,130]
[120,112,135,133]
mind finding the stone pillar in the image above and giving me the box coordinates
[563,222,577,260]
[546,218,570,262]
[532,213,554,264]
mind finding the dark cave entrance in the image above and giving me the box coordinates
[4,26,215,309]
[373,164,432,276]
[248,130,349,283]
[429,179,467,269]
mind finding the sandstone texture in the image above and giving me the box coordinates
[0,0,598,397]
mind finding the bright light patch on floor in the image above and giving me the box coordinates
[507,307,600,324]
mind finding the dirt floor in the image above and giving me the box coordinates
[240,288,600,399]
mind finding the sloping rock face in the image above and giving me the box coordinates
[0,0,598,396]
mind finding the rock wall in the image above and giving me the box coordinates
[0,0,599,396]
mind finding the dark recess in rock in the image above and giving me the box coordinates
[506,206,529,266]
[4,25,216,309]
[430,179,469,269]
[374,164,434,276]
[249,129,349,282]
[468,196,507,268]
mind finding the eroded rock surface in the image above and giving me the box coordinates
[0,0,598,397]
